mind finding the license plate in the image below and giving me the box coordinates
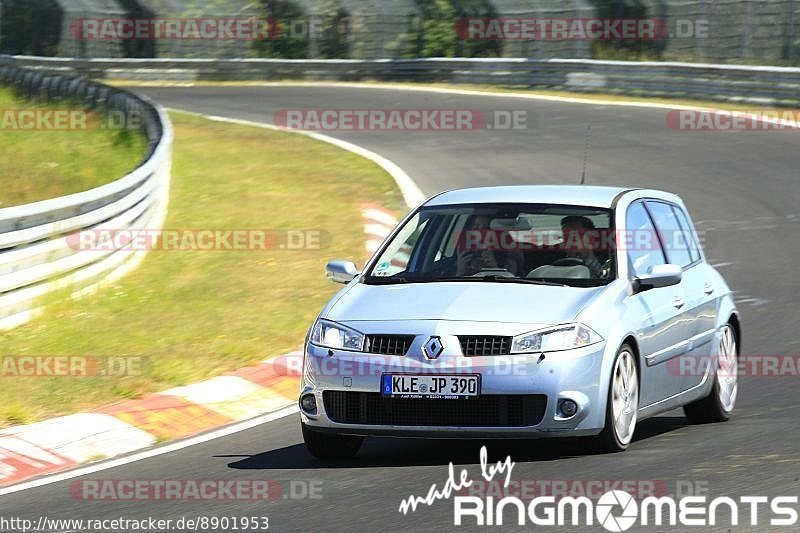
[381,374,480,399]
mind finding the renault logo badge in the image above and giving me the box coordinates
[423,336,444,359]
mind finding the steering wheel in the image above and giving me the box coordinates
[552,257,586,267]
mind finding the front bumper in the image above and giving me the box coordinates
[299,339,610,438]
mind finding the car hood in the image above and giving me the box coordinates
[325,281,605,325]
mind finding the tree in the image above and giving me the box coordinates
[116,0,156,58]
[0,0,62,56]
[587,0,659,60]
[392,0,501,58]
[253,0,310,59]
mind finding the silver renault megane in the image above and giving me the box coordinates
[299,186,740,457]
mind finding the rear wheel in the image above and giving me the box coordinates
[595,344,639,453]
[302,424,363,459]
[684,323,738,424]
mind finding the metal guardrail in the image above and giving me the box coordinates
[0,61,172,330]
[4,54,800,106]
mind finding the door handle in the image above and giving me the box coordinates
[703,283,715,295]
[673,297,685,309]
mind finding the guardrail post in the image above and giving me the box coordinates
[742,0,753,58]
[788,0,797,63]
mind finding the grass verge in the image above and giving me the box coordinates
[0,86,149,207]
[0,110,405,427]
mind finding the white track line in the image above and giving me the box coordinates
[248,81,706,110]
[161,80,741,112]
[0,406,298,496]
[175,110,424,209]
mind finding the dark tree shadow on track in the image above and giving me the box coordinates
[221,415,688,471]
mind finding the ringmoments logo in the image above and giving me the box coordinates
[396,447,799,530]
[451,491,800,529]
[596,490,638,532]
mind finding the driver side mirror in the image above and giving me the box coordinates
[326,260,360,284]
[633,264,682,293]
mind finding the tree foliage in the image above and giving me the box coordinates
[0,0,62,56]
[253,0,310,59]
[392,0,501,58]
[587,0,663,60]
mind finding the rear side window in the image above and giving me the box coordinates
[645,201,693,268]
[625,202,667,277]
[671,206,701,263]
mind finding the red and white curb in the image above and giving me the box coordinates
[0,352,304,489]
[0,112,420,492]
[361,203,399,258]
[0,195,406,490]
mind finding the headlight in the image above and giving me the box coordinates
[511,323,603,353]
[310,319,364,351]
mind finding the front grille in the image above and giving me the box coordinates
[459,336,512,357]
[364,334,414,356]
[323,391,547,427]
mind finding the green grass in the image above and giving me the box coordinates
[0,87,149,208]
[0,111,405,427]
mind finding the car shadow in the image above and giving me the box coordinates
[221,415,688,471]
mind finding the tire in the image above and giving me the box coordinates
[302,424,363,459]
[684,323,738,424]
[595,344,639,453]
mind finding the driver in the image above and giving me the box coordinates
[560,215,604,277]
[456,215,523,276]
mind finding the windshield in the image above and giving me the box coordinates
[364,203,616,287]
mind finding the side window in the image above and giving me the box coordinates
[371,214,426,276]
[645,201,693,268]
[625,202,667,277]
[671,206,701,263]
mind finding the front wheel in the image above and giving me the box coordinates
[684,323,738,424]
[302,424,363,459]
[595,344,639,453]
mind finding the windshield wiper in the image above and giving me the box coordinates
[365,275,570,287]
[364,275,410,284]
[478,275,568,287]
[427,276,568,287]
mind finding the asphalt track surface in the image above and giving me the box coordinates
[2,85,799,532]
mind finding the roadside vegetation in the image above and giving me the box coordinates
[0,111,405,427]
[0,86,149,207]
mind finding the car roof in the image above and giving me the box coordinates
[424,185,662,209]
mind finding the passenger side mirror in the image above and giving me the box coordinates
[633,264,682,293]
[326,260,360,284]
